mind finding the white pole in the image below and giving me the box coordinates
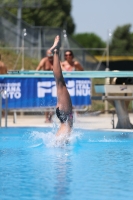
[21,29,27,71]
[105,29,112,113]
[17,0,22,52]
[4,90,8,127]
[106,29,112,71]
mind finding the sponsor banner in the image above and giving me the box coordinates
[0,78,91,109]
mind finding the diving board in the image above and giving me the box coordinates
[94,84,133,129]
[95,84,133,94]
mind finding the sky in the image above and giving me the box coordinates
[71,0,133,41]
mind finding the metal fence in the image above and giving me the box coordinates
[0,10,106,70]
[0,0,42,8]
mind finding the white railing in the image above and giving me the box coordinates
[4,70,133,78]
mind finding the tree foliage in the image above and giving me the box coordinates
[9,0,75,35]
[110,24,133,55]
[72,33,106,55]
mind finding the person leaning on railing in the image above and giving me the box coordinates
[61,50,84,71]
[61,50,84,114]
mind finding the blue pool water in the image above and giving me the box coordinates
[0,127,133,200]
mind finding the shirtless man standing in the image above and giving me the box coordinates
[36,50,53,71]
[36,50,54,123]
[61,50,84,71]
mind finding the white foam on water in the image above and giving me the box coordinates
[30,128,82,148]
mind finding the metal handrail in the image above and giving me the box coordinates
[1,70,132,78]
[0,90,8,127]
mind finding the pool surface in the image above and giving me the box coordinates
[0,127,133,200]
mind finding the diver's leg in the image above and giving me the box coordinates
[49,36,72,112]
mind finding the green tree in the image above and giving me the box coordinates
[9,0,75,35]
[110,24,133,55]
[72,33,106,55]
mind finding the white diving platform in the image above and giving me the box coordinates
[94,84,133,129]
[95,85,133,100]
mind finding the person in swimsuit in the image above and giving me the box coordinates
[49,35,73,138]
[61,50,83,116]
[61,50,84,71]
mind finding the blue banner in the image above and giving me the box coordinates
[0,78,91,109]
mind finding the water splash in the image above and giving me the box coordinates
[30,128,82,148]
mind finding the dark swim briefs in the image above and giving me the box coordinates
[56,107,73,126]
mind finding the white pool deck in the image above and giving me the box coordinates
[1,113,133,132]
